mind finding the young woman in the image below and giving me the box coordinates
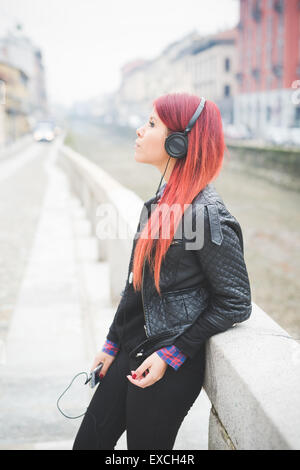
[72,92,252,450]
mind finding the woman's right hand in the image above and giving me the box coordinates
[90,350,116,378]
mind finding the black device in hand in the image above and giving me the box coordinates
[85,362,104,389]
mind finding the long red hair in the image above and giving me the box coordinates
[132,92,229,296]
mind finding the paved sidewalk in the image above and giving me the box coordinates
[0,141,210,450]
[0,140,91,448]
[0,142,50,342]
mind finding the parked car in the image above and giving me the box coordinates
[33,121,56,142]
[265,126,300,147]
[224,124,253,140]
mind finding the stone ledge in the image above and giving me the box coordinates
[204,302,300,449]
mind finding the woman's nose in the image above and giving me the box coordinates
[136,126,144,137]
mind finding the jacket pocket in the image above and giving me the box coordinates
[181,286,210,323]
[162,286,210,327]
[162,294,188,329]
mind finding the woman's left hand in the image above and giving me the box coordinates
[126,352,168,388]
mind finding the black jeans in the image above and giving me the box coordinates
[72,344,206,450]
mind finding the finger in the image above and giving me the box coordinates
[92,361,105,377]
[135,373,156,388]
[127,373,156,389]
[127,375,147,388]
[91,358,104,371]
[130,369,148,381]
[126,375,142,387]
[132,361,150,380]
[100,365,109,377]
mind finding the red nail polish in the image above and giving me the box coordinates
[132,373,137,379]
[99,373,104,379]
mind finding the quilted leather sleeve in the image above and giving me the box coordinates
[174,202,252,359]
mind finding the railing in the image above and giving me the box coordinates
[58,143,300,450]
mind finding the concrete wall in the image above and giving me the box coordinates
[57,144,144,305]
[204,303,300,450]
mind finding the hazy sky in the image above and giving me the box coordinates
[1,0,239,107]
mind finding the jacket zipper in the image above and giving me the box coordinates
[130,329,181,358]
[141,258,149,337]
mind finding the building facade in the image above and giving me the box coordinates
[235,0,300,136]
[0,25,47,146]
[114,29,238,127]
[188,29,238,125]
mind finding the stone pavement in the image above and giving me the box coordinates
[0,139,210,450]
[0,141,49,342]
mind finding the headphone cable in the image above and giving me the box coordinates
[156,156,171,198]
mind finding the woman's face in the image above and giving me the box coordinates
[135,107,175,176]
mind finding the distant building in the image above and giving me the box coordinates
[0,24,47,146]
[98,1,300,138]
[114,31,200,126]
[187,28,239,125]
[114,29,238,127]
[235,0,300,137]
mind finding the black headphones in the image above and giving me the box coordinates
[164,96,206,159]
[155,96,206,197]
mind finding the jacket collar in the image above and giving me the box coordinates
[143,182,224,210]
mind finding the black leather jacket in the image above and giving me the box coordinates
[109,183,252,360]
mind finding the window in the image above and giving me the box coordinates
[225,57,230,72]
[274,0,284,14]
[224,85,231,97]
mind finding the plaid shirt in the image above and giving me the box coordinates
[102,339,187,371]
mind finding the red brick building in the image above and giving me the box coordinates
[235,0,300,136]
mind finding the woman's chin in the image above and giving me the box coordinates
[134,152,145,163]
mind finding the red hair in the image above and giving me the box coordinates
[132,92,229,296]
